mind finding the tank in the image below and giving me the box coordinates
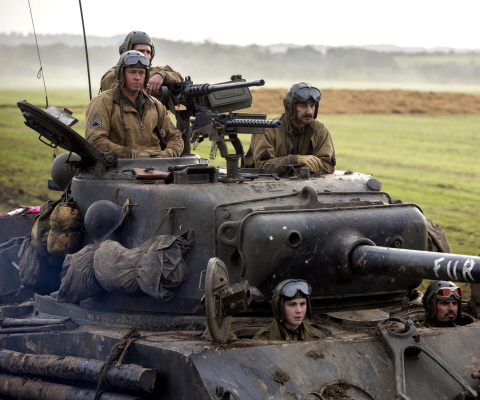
[0,80,479,400]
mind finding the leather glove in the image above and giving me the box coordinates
[297,155,323,174]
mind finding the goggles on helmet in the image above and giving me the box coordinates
[278,280,312,298]
[123,54,149,67]
[436,287,461,300]
[294,87,321,103]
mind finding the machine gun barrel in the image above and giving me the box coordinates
[182,79,265,98]
[226,119,281,129]
[351,245,480,283]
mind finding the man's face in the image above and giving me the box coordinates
[293,102,316,128]
[133,44,152,62]
[123,67,146,94]
[283,298,307,330]
[435,299,458,324]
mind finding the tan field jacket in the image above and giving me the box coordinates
[245,113,336,175]
[85,86,183,158]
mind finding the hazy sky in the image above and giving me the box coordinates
[1,0,479,49]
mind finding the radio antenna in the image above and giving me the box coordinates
[79,0,92,100]
[28,0,48,109]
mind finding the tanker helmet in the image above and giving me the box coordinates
[272,279,312,323]
[283,82,321,119]
[423,280,462,320]
[119,30,155,63]
[114,50,150,88]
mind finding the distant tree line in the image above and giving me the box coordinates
[2,34,480,88]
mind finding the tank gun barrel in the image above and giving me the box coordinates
[351,245,480,283]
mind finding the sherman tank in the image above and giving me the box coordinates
[0,78,479,400]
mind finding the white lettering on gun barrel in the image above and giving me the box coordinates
[453,261,459,280]
[463,259,475,282]
[434,257,444,278]
[434,257,476,282]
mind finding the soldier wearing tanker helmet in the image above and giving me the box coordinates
[86,50,183,159]
[245,82,336,176]
[419,280,462,328]
[100,30,183,96]
[253,279,327,341]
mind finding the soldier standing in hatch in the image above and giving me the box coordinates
[100,30,183,96]
[253,279,327,341]
[245,82,336,176]
[419,280,462,328]
[86,50,183,159]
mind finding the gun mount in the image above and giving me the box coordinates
[156,75,266,155]
[191,108,282,181]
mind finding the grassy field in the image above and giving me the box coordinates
[1,89,479,264]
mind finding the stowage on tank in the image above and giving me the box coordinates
[0,78,479,400]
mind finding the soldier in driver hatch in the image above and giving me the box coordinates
[419,280,462,328]
[100,30,183,96]
[85,50,183,159]
[253,279,327,341]
[245,82,336,176]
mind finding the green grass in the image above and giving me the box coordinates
[1,90,479,263]
[323,114,480,257]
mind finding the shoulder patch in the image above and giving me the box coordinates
[90,114,102,129]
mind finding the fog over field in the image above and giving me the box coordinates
[2,33,480,93]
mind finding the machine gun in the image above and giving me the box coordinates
[190,108,281,182]
[155,75,266,155]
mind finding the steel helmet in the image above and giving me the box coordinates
[50,152,81,190]
[114,50,150,88]
[119,30,155,63]
[84,200,127,243]
[271,279,312,323]
[423,280,462,321]
[283,82,321,119]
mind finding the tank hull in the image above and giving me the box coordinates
[0,295,478,400]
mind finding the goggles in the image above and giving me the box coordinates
[278,280,312,298]
[294,87,321,103]
[436,287,461,300]
[123,54,149,67]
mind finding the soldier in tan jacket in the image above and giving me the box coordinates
[245,82,336,176]
[86,51,183,159]
[100,30,182,96]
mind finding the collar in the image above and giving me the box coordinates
[278,321,305,340]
